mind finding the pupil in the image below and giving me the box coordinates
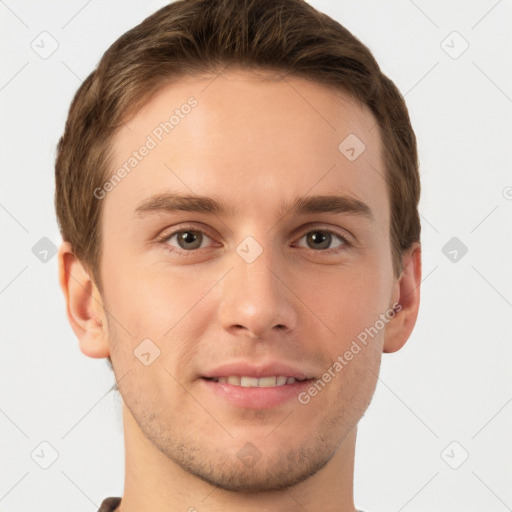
[179,231,200,249]
[309,231,330,249]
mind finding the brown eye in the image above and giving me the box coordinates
[298,230,347,251]
[165,230,212,251]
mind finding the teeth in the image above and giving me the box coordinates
[210,376,302,387]
[258,376,277,387]
[241,376,259,387]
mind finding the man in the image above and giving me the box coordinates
[55,0,421,510]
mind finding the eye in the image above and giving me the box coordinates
[161,228,215,253]
[157,225,351,256]
[295,229,349,252]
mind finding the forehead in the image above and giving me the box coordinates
[104,69,387,225]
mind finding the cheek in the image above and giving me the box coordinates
[297,263,389,342]
[102,258,218,360]
[105,280,200,405]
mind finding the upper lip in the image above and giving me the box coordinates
[202,361,316,380]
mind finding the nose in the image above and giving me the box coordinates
[218,239,298,340]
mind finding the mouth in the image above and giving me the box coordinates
[200,376,314,409]
[203,375,308,387]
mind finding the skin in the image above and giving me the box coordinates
[58,69,421,512]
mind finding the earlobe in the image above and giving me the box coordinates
[383,243,422,353]
[58,242,110,359]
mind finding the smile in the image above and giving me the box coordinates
[205,376,307,387]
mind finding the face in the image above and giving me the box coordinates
[99,69,401,492]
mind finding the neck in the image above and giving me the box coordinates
[117,403,357,512]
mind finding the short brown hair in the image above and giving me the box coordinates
[55,0,420,296]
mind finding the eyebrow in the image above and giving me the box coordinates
[134,192,373,221]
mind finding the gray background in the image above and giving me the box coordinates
[1,1,511,511]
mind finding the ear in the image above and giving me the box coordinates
[383,242,422,353]
[58,241,110,359]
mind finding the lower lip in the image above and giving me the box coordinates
[200,378,313,409]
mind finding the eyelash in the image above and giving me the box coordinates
[157,224,353,257]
